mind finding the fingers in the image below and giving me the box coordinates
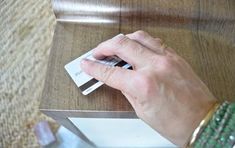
[92,34,156,68]
[126,31,164,54]
[126,30,176,55]
[80,59,136,93]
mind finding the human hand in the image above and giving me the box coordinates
[80,31,217,147]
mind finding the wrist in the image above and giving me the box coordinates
[188,101,235,147]
[150,99,217,147]
[178,103,217,147]
[187,102,220,147]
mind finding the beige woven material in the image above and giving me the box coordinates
[0,0,57,147]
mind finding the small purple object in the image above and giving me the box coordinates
[33,121,56,146]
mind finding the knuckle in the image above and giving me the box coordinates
[134,44,145,56]
[114,34,145,56]
[100,66,120,84]
[155,38,163,44]
[134,30,147,36]
[166,47,176,54]
[96,41,107,49]
[134,30,148,39]
[113,34,130,47]
[101,66,114,83]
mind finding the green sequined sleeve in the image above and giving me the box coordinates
[193,102,235,148]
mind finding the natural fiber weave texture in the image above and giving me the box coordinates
[0,0,56,147]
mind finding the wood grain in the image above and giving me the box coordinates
[40,0,235,117]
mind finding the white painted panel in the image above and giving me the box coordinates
[69,118,176,147]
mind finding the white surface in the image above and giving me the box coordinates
[69,118,176,148]
[64,50,131,95]
[64,50,95,87]
[64,50,121,88]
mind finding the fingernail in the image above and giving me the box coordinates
[113,33,124,39]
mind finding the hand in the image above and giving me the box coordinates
[80,31,217,146]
